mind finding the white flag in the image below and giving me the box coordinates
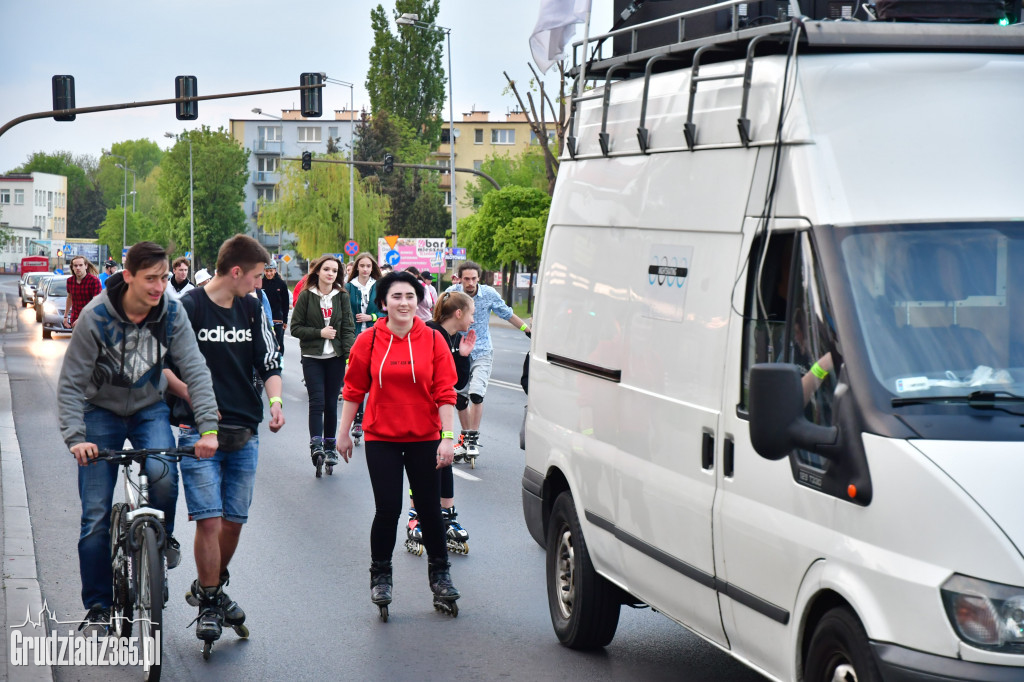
[530,0,592,74]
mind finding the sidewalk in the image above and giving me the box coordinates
[0,290,54,681]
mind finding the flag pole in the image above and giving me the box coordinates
[576,9,592,103]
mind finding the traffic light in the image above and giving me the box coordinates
[175,76,198,120]
[383,153,394,174]
[301,151,312,171]
[300,73,323,118]
[52,75,75,121]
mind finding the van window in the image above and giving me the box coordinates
[740,231,839,471]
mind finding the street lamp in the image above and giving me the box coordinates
[395,12,458,250]
[251,107,282,120]
[103,150,130,256]
[324,77,356,248]
[114,163,137,212]
[165,132,195,277]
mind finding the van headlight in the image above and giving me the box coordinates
[43,301,57,314]
[941,574,1024,652]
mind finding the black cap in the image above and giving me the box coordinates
[104,260,116,267]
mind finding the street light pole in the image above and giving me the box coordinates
[104,151,128,256]
[323,77,357,248]
[165,132,195,276]
[396,13,457,250]
[116,164,137,212]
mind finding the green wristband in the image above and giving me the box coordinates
[441,431,455,440]
[201,430,218,436]
[520,323,528,332]
[810,362,829,380]
[269,396,283,407]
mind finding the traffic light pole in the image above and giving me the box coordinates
[0,83,325,139]
[285,157,501,191]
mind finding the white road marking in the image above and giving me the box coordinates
[489,378,523,392]
[452,468,481,481]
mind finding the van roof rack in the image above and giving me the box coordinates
[573,1,1024,83]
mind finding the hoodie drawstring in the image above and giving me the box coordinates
[407,335,415,384]
[375,328,417,387]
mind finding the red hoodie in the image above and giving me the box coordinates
[342,317,457,442]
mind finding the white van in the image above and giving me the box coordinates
[522,7,1024,682]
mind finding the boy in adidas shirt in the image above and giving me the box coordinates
[163,234,284,646]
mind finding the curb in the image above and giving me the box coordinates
[0,292,54,681]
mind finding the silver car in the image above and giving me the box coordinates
[19,272,50,308]
[40,276,70,339]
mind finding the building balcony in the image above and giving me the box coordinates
[438,173,451,190]
[251,171,280,185]
[252,139,283,155]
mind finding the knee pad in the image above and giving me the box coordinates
[470,393,484,405]
[456,394,469,411]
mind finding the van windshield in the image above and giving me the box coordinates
[839,223,1024,401]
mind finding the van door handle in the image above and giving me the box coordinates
[724,437,735,478]
[702,432,714,470]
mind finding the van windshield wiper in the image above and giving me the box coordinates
[892,391,1024,415]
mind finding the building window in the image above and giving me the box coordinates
[473,160,483,171]
[0,190,9,204]
[530,130,557,145]
[491,129,515,145]
[436,158,450,169]
[297,127,321,143]
[257,157,278,172]
[474,129,483,144]
[257,187,277,203]
[444,191,452,207]
[328,126,338,142]
[259,126,282,142]
[15,189,24,205]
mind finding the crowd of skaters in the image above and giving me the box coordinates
[54,240,530,638]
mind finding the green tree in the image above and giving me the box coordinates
[367,0,446,145]
[259,153,390,260]
[462,146,548,211]
[9,151,106,238]
[352,110,447,238]
[97,139,164,209]
[459,186,550,270]
[97,208,157,259]
[158,127,249,266]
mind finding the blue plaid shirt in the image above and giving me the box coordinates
[445,283,513,359]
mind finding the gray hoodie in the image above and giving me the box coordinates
[57,272,219,448]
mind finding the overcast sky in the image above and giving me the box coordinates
[0,0,615,172]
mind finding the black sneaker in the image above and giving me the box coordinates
[79,605,111,635]
[166,535,181,569]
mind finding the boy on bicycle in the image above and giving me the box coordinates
[57,241,220,633]
[163,234,284,646]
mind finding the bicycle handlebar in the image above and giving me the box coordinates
[92,447,198,462]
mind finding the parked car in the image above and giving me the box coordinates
[40,276,70,339]
[33,275,53,322]
[19,272,51,308]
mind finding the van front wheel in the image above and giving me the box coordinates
[805,607,881,682]
[546,491,620,649]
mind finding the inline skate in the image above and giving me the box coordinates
[186,570,248,638]
[189,584,225,660]
[463,431,480,469]
[404,508,424,556]
[453,432,468,463]
[369,560,393,622]
[441,506,469,555]
[324,437,338,474]
[428,557,460,617]
[351,422,363,446]
[310,437,325,478]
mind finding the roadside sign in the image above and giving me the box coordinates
[344,240,360,256]
[62,245,73,256]
[385,235,399,249]
[184,252,191,259]
[445,247,467,261]
[282,254,293,263]
[122,247,128,259]
[385,249,401,266]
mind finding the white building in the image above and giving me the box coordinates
[229,108,359,278]
[0,172,67,272]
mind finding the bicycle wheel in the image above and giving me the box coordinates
[110,503,133,639]
[136,525,163,682]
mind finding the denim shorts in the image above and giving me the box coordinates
[177,426,259,524]
[458,353,494,398]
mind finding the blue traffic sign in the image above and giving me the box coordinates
[122,247,128,258]
[385,249,401,266]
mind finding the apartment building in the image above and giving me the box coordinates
[0,172,68,271]
[229,108,359,273]
[438,110,550,214]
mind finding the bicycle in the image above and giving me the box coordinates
[97,447,197,682]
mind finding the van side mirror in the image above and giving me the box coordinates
[748,363,839,460]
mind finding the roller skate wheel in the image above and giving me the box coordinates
[326,464,334,475]
[202,641,213,660]
[233,624,250,638]
[379,605,389,622]
[469,456,476,469]
[315,454,324,478]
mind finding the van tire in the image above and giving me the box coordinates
[804,607,881,682]
[546,491,620,649]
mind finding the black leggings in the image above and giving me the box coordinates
[301,355,345,439]
[365,440,446,561]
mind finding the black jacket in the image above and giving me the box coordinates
[262,272,291,323]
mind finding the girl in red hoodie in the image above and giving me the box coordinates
[336,271,461,619]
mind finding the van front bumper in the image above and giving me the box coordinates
[873,642,1024,681]
[521,466,545,547]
